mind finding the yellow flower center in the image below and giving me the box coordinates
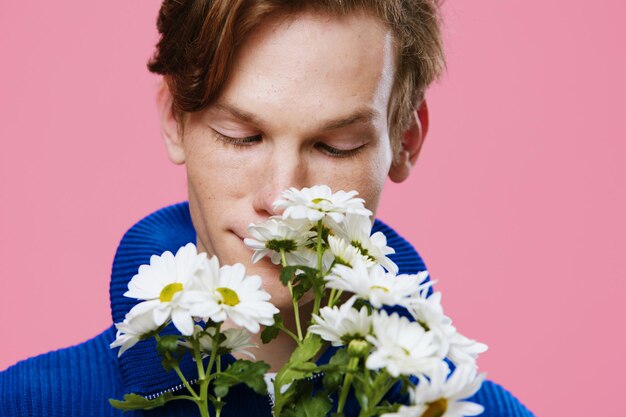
[369,285,389,293]
[216,287,240,306]
[312,197,331,204]
[421,398,448,417]
[159,282,183,302]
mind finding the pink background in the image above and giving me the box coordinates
[1,1,624,416]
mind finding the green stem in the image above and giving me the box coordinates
[206,322,221,375]
[357,372,394,417]
[337,356,360,414]
[312,286,322,318]
[328,289,344,308]
[198,401,210,417]
[316,221,324,272]
[173,365,200,399]
[215,355,223,417]
[281,248,304,341]
[327,288,337,307]
[289,281,304,341]
[276,321,302,345]
[201,323,222,417]
[154,334,199,399]
[313,220,325,317]
[192,339,207,381]
[191,338,210,417]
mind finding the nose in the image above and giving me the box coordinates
[252,144,308,218]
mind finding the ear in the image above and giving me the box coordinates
[388,99,429,183]
[156,81,186,165]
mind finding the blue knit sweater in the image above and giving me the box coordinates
[0,202,534,416]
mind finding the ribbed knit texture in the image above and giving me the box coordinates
[0,202,534,417]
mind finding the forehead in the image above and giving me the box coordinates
[214,11,396,133]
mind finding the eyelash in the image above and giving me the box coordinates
[212,130,365,158]
[214,131,261,147]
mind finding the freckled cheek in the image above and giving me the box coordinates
[317,157,387,214]
[357,166,387,214]
[186,147,264,200]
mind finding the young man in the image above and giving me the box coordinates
[0,1,534,416]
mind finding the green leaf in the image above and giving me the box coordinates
[301,394,332,417]
[322,348,350,392]
[261,314,283,344]
[288,333,322,364]
[292,284,307,301]
[374,401,399,416]
[274,334,323,415]
[281,386,332,417]
[280,265,319,286]
[213,359,270,398]
[280,266,301,285]
[156,335,180,355]
[161,356,178,372]
[109,392,174,411]
[297,266,319,283]
[156,335,188,372]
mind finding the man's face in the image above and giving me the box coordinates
[165,12,406,306]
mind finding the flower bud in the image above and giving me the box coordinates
[347,339,369,358]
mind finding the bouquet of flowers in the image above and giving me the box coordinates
[109,185,487,417]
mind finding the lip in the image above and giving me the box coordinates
[231,221,258,241]
[230,229,250,244]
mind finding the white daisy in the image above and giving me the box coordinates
[183,325,257,360]
[123,243,207,336]
[110,305,159,357]
[447,332,489,368]
[309,297,372,346]
[325,259,429,308]
[327,235,363,267]
[336,213,398,273]
[187,260,279,333]
[408,290,487,366]
[273,185,372,224]
[408,290,454,357]
[244,217,306,264]
[382,363,485,417]
[365,310,441,378]
[285,246,336,273]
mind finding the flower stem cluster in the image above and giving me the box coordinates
[109,243,277,415]
[248,185,487,417]
[109,185,488,417]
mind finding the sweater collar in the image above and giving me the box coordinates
[109,202,428,396]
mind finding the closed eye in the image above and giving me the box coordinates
[212,129,262,147]
[212,128,365,158]
[315,142,366,158]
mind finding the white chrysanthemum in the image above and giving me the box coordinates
[273,185,372,224]
[365,310,441,378]
[183,325,257,360]
[110,305,159,357]
[335,213,398,273]
[309,297,372,346]
[187,260,279,333]
[282,246,335,273]
[408,290,453,357]
[382,364,485,417]
[447,332,488,368]
[328,235,363,267]
[244,217,309,265]
[408,290,487,366]
[123,243,207,336]
[325,259,429,308]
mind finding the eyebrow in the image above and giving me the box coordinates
[214,101,379,132]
